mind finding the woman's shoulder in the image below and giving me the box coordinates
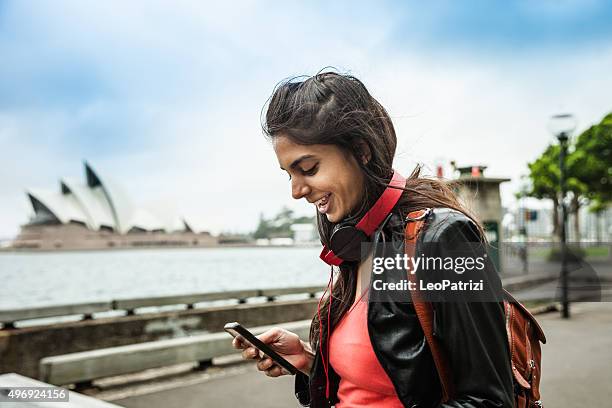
[418,207,482,244]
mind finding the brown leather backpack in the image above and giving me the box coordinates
[404,209,547,408]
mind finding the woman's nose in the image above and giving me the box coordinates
[291,178,311,200]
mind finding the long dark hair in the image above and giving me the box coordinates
[262,71,483,348]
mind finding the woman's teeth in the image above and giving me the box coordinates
[316,194,331,214]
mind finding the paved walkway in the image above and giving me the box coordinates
[110,302,612,408]
[539,302,612,406]
[112,364,298,408]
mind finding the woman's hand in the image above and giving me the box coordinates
[232,327,314,377]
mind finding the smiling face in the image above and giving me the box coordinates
[273,135,366,223]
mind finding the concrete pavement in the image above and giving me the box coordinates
[111,364,298,408]
[539,302,612,406]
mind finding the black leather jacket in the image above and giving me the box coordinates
[294,208,514,407]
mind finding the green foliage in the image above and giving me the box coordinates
[526,112,612,210]
[525,112,612,240]
[253,207,316,239]
[572,117,612,210]
[526,144,560,201]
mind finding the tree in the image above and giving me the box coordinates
[253,212,272,239]
[525,112,612,241]
[572,114,612,206]
[252,207,316,239]
[527,143,590,242]
[571,113,612,241]
[526,144,561,238]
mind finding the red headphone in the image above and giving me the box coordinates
[319,170,406,266]
[317,170,406,399]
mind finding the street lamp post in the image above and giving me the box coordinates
[548,113,576,319]
[519,177,530,274]
[558,131,570,318]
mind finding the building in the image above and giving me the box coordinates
[290,223,318,245]
[11,161,217,250]
[503,207,555,241]
[453,165,510,240]
[452,165,510,271]
[505,205,612,242]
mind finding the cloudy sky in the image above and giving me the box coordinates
[1,0,611,238]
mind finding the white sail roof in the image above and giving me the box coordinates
[25,161,194,235]
[60,178,115,230]
[27,189,88,225]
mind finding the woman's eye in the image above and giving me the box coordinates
[302,165,318,176]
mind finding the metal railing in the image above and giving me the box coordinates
[0,286,324,329]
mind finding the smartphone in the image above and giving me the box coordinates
[224,322,298,375]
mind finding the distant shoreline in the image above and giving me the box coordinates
[0,242,320,254]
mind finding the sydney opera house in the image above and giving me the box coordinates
[11,161,217,250]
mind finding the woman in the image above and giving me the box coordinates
[232,72,514,407]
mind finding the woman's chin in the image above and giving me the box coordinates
[325,210,343,223]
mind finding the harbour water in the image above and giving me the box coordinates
[0,247,329,309]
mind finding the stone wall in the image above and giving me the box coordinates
[11,223,218,251]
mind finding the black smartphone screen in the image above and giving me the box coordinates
[224,322,298,375]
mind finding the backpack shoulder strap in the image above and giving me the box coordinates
[405,208,455,402]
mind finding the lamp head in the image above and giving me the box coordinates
[548,113,576,142]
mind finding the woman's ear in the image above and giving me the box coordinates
[357,141,372,164]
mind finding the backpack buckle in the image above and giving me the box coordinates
[405,208,432,222]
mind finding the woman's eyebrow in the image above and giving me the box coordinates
[280,154,316,171]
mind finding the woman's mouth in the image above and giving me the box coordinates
[315,193,332,214]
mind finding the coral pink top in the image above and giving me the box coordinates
[329,290,403,407]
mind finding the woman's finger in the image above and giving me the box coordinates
[232,337,244,349]
[257,328,282,345]
[241,347,260,360]
[264,365,283,377]
[257,357,274,371]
